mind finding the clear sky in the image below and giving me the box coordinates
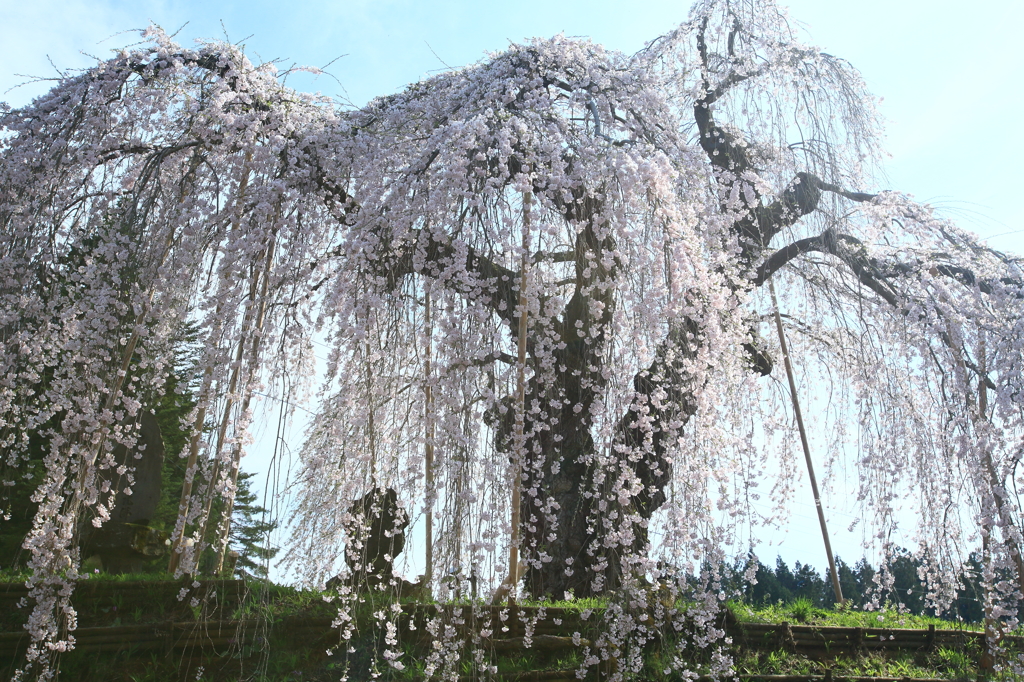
[3,0,1021,579]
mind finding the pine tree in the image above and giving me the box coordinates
[227,471,278,580]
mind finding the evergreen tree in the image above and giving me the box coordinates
[227,471,279,580]
[773,557,798,598]
[791,561,827,607]
[887,548,927,614]
[149,329,200,537]
[952,553,985,624]
[826,556,863,608]
[743,556,792,605]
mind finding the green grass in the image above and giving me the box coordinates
[0,567,31,582]
[719,598,1024,681]
[732,648,941,679]
[731,643,1023,680]
[727,598,983,631]
[3,578,1014,681]
[518,595,606,611]
[0,568,191,583]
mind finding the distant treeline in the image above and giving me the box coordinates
[722,550,989,623]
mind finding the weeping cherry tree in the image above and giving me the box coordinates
[2,0,1024,678]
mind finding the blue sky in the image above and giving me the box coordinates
[3,0,1021,578]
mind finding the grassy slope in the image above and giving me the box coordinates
[0,575,1011,681]
[720,599,990,681]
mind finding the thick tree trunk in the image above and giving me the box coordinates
[493,326,604,598]
[520,418,598,599]
[509,317,704,598]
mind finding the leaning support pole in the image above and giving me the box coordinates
[507,190,532,603]
[769,280,844,606]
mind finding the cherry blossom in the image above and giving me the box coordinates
[2,0,1022,678]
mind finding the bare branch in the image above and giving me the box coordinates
[533,249,576,263]
[753,234,824,286]
[378,229,522,332]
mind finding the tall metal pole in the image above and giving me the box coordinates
[769,281,844,605]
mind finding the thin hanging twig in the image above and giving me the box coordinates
[169,153,254,574]
[212,232,277,576]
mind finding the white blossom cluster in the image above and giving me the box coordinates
[2,0,1023,678]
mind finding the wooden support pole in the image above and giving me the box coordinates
[508,190,532,602]
[424,288,435,586]
[769,280,844,606]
